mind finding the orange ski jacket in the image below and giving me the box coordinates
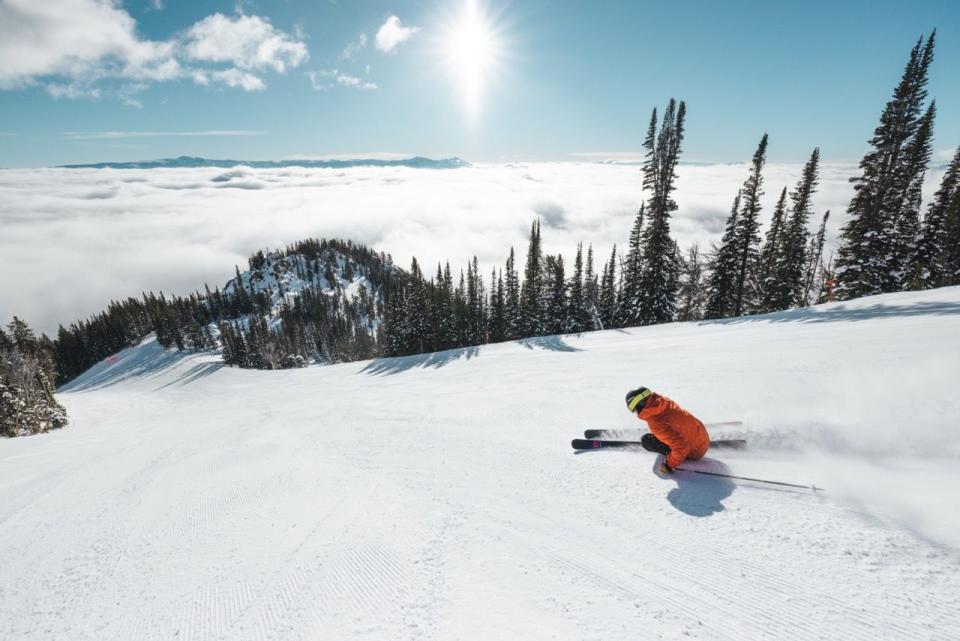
[637,393,710,469]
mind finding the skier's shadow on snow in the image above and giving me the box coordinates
[655,456,735,517]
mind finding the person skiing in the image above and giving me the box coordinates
[625,387,710,474]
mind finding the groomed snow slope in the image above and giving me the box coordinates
[3,287,960,640]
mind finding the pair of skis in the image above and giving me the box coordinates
[572,422,747,452]
[572,424,824,492]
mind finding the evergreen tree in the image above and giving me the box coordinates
[835,32,936,299]
[520,220,545,336]
[677,243,706,322]
[774,148,821,309]
[402,258,430,355]
[504,248,521,340]
[619,205,645,325]
[802,211,831,306]
[891,101,935,287]
[583,244,600,329]
[704,193,742,319]
[598,245,619,329]
[912,146,960,287]
[489,269,506,342]
[544,255,567,334]
[567,243,592,332]
[757,187,789,312]
[637,99,687,325]
[1,318,68,437]
[732,134,769,316]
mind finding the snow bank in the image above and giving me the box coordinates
[2,286,959,640]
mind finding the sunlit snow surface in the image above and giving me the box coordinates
[2,287,960,640]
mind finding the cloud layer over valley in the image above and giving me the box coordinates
[0,161,947,335]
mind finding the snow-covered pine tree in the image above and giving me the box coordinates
[802,211,831,306]
[489,268,505,343]
[453,270,469,347]
[0,318,68,437]
[911,146,960,288]
[835,32,936,299]
[598,245,619,329]
[637,99,687,325]
[504,248,521,340]
[732,134,769,317]
[763,148,820,312]
[466,257,481,345]
[775,148,821,309]
[619,205,645,325]
[543,255,567,335]
[891,101,936,288]
[567,243,592,332]
[677,243,706,322]
[704,192,742,319]
[757,187,789,312]
[583,244,600,329]
[520,220,545,337]
[402,258,430,355]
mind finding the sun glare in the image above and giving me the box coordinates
[442,0,503,121]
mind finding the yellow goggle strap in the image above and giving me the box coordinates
[627,389,652,412]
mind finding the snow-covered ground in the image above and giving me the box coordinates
[2,287,960,640]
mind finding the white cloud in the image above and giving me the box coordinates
[307,70,377,91]
[7,160,946,336]
[209,68,266,91]
[183,13,308,73]
[339,34,367,61]
[937,147,958,162]
[0,0,168,88]
[375,16,420,53]
[114,82,150,108]
[62,130,264,140]
[46,83,102,101]
[0,1,306,100]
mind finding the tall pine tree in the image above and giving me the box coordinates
[732,134,769,316]
[619,205,645,325]
[912,146,960,287]
[757,187,788,312]
[704,193,742,319]
[767,148,821,310]
[520,220,544,336]
[835,32,936,299]
[637,99,687,325]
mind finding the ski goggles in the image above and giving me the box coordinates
[627,389,652,412]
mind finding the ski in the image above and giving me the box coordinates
[572,438,747,451]
[572,439,642,450]
[584,422,743,440]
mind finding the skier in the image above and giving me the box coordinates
[625,387,710,474]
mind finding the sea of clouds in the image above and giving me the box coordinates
[0,161,947,335]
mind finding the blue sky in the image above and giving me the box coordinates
[0,0,957,167]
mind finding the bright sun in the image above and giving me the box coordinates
[442,0,503,121]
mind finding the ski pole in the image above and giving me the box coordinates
[675,467,824,492]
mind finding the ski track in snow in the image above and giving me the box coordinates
[2,287,960,640]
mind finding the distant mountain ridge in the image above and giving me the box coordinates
[60,156,470,170]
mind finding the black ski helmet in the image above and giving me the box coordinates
[625,387,652,413]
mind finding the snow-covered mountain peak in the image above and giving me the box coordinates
[222,242,393,319]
